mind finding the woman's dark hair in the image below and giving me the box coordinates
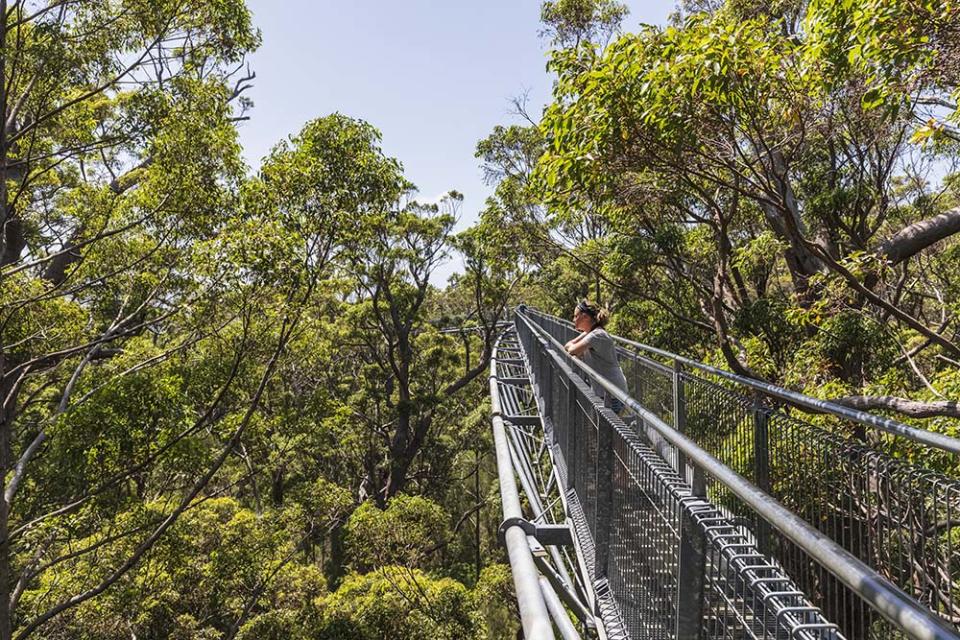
[577,300,610,328]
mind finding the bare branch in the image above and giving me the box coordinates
[833,396,960,419]
[878,208,960,266]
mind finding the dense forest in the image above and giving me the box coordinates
[0,0,957,638]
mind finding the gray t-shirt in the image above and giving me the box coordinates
[579,328,628,399]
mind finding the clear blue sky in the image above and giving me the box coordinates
[237,0,673,283]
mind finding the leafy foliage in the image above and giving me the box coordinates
[3,0,959,638]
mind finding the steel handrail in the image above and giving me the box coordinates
[489,332,555,640]
[517,309,960,640]
[522,307,960,455]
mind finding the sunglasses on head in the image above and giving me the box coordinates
[576,301,597,318]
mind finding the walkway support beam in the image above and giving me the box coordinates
[540,576,583,640]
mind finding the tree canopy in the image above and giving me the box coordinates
[0,0,957,638]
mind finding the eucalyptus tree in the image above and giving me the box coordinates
[0,4,430,637]
[0,2,267,637]
[536,0,960,419]
[225,113,408,514]
[343,192,510,505]
[475,123,620,312]
[540,0,629,48]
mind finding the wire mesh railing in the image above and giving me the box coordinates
[518,315,845,640]
[519,307,960,640]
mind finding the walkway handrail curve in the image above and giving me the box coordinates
[522,307,960,455]
[516,309,960,640]
[489,331,555,640]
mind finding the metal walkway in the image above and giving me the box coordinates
[490,308,960,640]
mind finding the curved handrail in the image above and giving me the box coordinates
[489,331,555,640]
[522,307,960,455]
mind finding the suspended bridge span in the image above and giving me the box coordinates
[490,308,960,640]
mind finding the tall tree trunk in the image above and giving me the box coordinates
[0,475,10,640]
[382,396,412,504]
[761,151,825,304]
[0,367,15,640]
[0,4,16,635]
[324,521,348,589]
[271,465,285,507]
[474,450,481,582]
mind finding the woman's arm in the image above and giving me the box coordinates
[565,331,592,356]
[563,333,582,350]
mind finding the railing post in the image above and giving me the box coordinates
[752,396,771,553]
[594,408,614,581]
[541,342,553,425]
[565,373,579,492]
[673,359,686,479]
[674,361,705,640]
[675,459,706,640]
[675,491,706,640]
